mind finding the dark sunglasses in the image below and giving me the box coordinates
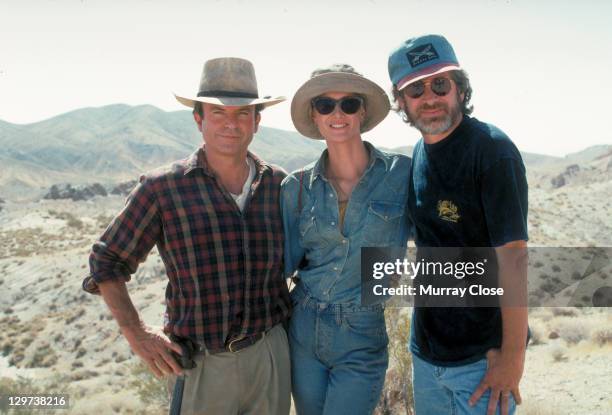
[403,77,453,99]
[311,96,363,115]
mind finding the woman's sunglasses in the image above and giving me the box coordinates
[311,96,364,115]
[403,77,453,99]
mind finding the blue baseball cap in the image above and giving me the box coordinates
[388,34,461,91]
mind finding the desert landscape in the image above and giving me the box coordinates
[1,105,611,414]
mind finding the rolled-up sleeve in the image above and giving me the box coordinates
[87,176,161,288]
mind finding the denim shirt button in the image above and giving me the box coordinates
[331,221,335,226]
[342,239,347,244]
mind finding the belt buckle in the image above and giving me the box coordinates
[227,336,245,353]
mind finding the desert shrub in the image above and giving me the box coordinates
[115,354,129,363]
[95,358,111,368]
[1,342,13,356]
[66,216,83,229]
[550,345,568,362]
[95,214,115,229]
[27,343,58,368]
[540,282,556,293]
[20,337,33,348]
[65,308,85,324]
[592,328,612,346]
[376,369,406,415]
[70,370,99,381]
[9,351,25,366]
[75,347,86,359]
[375,308,414,415]
[554,319,591,345]
[551,307,577,317]
[129,362,170,410]
[45,210,85,229]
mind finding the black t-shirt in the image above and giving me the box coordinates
[408,115,528,366]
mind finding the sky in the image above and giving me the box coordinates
[1,0,611,156]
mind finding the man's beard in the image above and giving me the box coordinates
[406,98,462,136]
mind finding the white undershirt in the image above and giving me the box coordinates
[229,157,256,212]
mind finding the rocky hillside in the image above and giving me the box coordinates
[0,104,324,200]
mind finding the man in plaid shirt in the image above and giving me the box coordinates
[83,58,291,415]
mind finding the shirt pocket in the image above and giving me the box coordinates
[299,213,329,250]
[363,200,405,246]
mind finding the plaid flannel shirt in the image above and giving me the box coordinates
[84,147,291,351]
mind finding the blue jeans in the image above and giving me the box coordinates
[412,354,516,415]
[289,284,388,415]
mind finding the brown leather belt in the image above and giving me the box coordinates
[198,332,265,355]
[226,332,264,353]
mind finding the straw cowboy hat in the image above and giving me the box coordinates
[291,64,390,140]
[174,57,285,108]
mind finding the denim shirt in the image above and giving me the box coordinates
[281,142,411,304]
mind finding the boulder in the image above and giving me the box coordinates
[110,180,138,196]
[44,183,108,201]
[550,164,580,188]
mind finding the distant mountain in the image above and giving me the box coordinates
[527,144,612,189]
[520,152,562,167]
[378,145,571,169]
[1,104,609,199]
[0,104,324,199]
[562,145,612,164]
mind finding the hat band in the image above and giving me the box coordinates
[197,90,258,99]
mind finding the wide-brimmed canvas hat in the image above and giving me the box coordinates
[388,34,461,91]
[174,57,285,108]
[291,64,390,140]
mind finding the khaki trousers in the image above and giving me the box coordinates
[168,324,291,415]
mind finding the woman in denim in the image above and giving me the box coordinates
[281,64,411,415]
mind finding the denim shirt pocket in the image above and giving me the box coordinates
[363,200,405,246]
[299,210,330,251]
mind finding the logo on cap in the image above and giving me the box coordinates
[406,43,439,68]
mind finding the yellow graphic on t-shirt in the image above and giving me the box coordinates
[437,200,460,223]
